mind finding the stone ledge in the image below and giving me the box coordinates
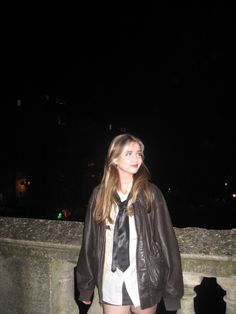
[0,216,235,314]
[1,217,235,260]
[175,227,236,257]
[0,216,84,245]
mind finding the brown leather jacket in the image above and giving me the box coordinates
[76,183,184,311]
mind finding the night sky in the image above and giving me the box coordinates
[1,4,235,229]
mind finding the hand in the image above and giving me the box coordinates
[82,300,92,305]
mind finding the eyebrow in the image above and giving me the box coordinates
[125,149,142,153]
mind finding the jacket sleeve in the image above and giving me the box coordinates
[153,186,184,311]
[75,187,98,302]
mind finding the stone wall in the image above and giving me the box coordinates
[0,217,84,314]
[0,216,235,314]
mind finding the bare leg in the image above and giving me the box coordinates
[130,304,157,314]
[103,304,131,314]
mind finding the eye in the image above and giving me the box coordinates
[125,152,132,157]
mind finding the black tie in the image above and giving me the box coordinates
[111,195,130,272]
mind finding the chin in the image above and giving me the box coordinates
[131,169,139,174]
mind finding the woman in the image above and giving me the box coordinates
[76,133,184,314]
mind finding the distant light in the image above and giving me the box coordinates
[57,212,63,219]
[232,194,236,198]
[17,99,22,107]
[88,162,95,167]
[224,182,228,186]
[16,176,29,195]
[57,209,71,219]
[109,124,112,130]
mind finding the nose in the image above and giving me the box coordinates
[133,154,141,161]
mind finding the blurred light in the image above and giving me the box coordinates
[57,211,63,219]
[16,176,30,196]
[57,209,71,219]
[63,209,71,218]
[232,194,236,198]
[224,182,228,186]
[88,162,95,167]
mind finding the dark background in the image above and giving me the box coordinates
[0,4,234,313]
[1,2,235,227]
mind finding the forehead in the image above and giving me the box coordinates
[122,141,141,152]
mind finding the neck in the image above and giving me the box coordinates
[121,180,133,184]
[119,179,133,195]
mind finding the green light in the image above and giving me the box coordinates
[57,212,63,219]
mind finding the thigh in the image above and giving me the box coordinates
[103,304,131,314]
[130,304,157,314]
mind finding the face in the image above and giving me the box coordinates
[114,141,143,179]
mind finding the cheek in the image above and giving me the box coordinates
[118,159,132,169]
[121,159,130,166]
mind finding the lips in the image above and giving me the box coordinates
[131,164,139,168]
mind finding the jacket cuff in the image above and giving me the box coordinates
[78,289,93,302]
[163,297,181,311]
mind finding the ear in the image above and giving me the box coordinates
[112,158,118,167]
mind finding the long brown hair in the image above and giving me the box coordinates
[93,133,153,224]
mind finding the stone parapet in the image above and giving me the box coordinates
[0,217,83,314]
[176,227,236,277]
[0,217,235,314]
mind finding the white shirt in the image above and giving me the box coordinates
[102,192,140,306]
